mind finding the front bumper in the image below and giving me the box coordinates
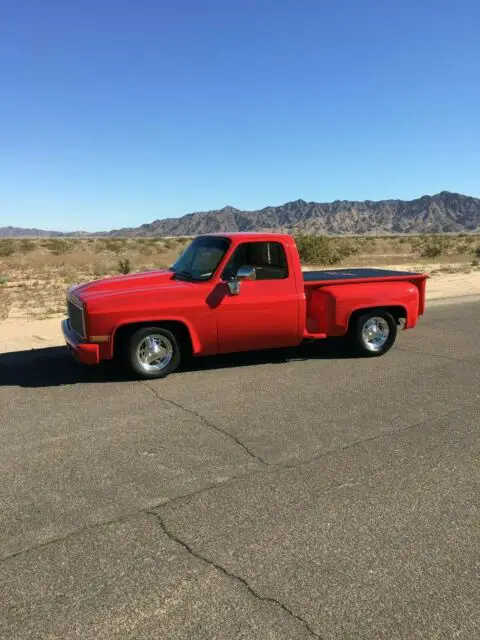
[62,319,100,365]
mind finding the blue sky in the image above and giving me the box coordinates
[1,0,479,231]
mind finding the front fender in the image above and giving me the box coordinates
[108,315,203,358]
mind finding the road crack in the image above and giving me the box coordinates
[0,513,136,563]
[141,381,268,466]
[147,510,322,639]
[2,400,471,565]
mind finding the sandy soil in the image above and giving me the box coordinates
[1,270,480,355]
[0,316,66,354]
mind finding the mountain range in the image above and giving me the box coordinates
[2,192,480,237]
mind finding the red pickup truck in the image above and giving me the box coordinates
[62,233,428,379]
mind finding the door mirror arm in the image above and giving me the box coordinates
[227,265,256,295]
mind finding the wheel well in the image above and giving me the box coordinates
[113,321,193,358]
[349,305,407,329]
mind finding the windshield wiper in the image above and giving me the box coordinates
[172,269,200,282]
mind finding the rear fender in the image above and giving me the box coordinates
[308,282,419,336]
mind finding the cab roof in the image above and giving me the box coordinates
[199,232,294,242]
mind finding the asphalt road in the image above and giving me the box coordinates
[0,300,479,639]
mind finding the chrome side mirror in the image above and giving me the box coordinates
[227,265,256,295]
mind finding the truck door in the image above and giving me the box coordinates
[215,241,300,353]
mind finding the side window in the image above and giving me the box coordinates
[221,242,288,281]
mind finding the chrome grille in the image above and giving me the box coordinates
[67,299,85,338]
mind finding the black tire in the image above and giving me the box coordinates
[350,310,397,357]
[126,326,181,379]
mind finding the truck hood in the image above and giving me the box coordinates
[70,269,191,304]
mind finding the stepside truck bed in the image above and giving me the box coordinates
[302,268,428,338]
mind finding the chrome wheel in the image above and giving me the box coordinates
[361,317,390,352]
[136,334,174,372]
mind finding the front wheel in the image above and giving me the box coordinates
[350,310,397,357]
[126,327,181,379]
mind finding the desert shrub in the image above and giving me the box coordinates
[92,263,110,278]
[355,238,374,254]
[57,266,77,280]
[475,247,480,258]
[419,236,450,258]
[153,243,165,254]
[118,258,131,274]
[420,243,442,258]
[0,240,15,257]
[0,287,11,320]
[177,237,189,244]
[137,241,154,256]
[409,236,423,251]
[294,234,342,265]
[100,239,126,254]
[0,275,8,285]
[43,238,70,255]
[335,239,360,260]
[19,239,36,253]
[163,239,176,250]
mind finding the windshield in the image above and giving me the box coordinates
[170,236,230,281]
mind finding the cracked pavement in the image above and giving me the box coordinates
[0,300,479,639]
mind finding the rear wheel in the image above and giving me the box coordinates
[126,327,181,379]
[350,310,397,357]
